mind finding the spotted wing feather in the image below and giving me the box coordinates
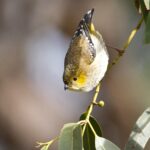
[66,20,96,65]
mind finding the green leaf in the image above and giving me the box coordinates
[139,0,149,21]
[125,107,150,150]
[135,0,142,13]
[95,136,120,150]
[137,0,150,43]
[58,123,83,150]
[80,113,102,136]
[144,0,150,10]
[135,0,150,18]
[144,12,150,43]
[83,123,96,150]
[80,113,102,150]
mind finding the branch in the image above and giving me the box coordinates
[82,84,101,136]
[109,17,144,68]
[82,16,144,136]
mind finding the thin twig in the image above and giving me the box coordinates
[109,17,144,69]
[82,83,101,136]
[88,121,97,136]
[81,16,144,136]
[36,137,58,149]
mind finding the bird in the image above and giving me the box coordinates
[63,8,109,92]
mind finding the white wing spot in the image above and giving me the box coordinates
[87,10,91,14]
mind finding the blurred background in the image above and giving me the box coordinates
[0,0,150,149]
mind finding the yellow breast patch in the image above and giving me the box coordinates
[76,73,87,86]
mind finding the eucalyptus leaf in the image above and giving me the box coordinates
[125,107,150,150]
[134,0,142,13]
[134,0,150,15]
[80,113,102,136]
[139,0,149,21]
[144,12,150,43]
[137,0,150,44]
[80,113,102,150]
[83,123,96,150]
[144,0,150,10]
[58,123,83,150]
[95,136,120,150]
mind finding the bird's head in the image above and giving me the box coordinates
[63,64,87,91]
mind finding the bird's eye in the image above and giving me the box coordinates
[73,77,77,81]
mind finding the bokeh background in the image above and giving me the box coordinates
[0,0,150,150]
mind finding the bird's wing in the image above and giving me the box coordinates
[70,19,96,64]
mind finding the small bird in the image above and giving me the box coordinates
[63,8,109,92]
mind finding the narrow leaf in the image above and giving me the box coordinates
[144,0,150,10]
[95,136,120,150]
[80,113,102,150]
[83,124,96,150]
[125,107,150,150]
[58,123,83,150]
[139,0,149,21]
[135,0,150,18]
[80,113,102,136]
[134,0,142,13]
[145,12,150,43]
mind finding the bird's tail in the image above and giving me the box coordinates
[83,8,94,24]
[83,8,95,33]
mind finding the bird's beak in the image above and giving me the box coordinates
[64,84,68,90]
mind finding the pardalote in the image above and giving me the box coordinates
[63,8,109,92]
